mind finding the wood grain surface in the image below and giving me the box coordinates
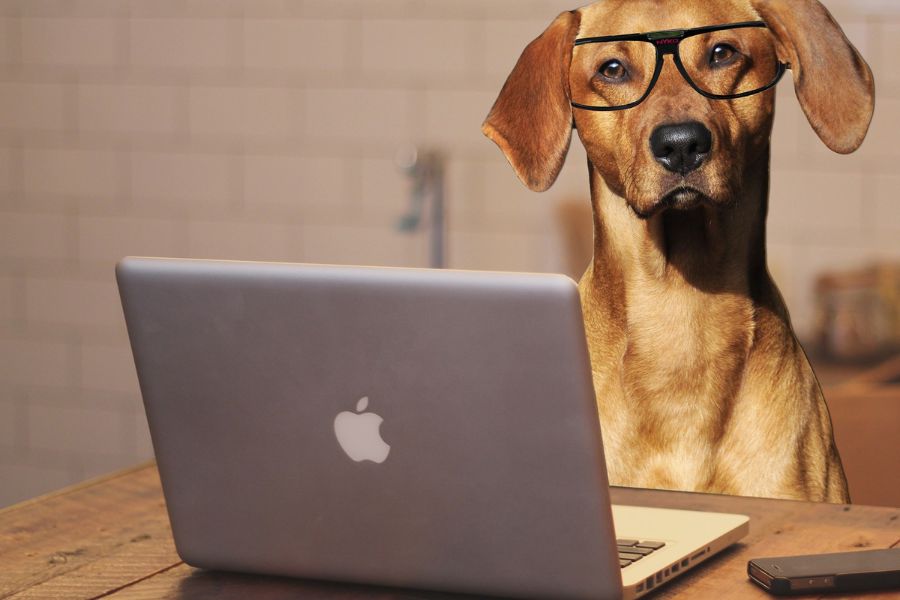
[1,463,898,600]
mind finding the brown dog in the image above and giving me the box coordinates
[483,0,874,502]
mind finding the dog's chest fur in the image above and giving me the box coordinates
[581,232,757,493]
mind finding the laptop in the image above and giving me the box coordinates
[117,257,749,600]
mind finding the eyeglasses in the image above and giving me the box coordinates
[570,21,790,111]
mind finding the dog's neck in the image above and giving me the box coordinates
[579,148,779,412]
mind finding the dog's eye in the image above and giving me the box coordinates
[598,60,628,82]
[710,43,738,67]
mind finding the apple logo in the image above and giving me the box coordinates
[333,397,391,463]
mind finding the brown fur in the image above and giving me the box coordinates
[484,0,875,502]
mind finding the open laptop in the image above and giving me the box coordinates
[117,257,749,600]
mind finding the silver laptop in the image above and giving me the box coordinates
[117,257,748,600]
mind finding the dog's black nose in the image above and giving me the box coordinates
[649,122,712,175]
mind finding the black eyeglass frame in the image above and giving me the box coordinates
[571,21,790,112]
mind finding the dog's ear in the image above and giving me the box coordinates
[751,0,874,154]
[482,11,581,192]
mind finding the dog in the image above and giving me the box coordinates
[483,0,874,503]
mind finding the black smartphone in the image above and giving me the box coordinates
[748,548,900,595]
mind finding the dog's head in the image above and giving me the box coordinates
[483,0,874,218]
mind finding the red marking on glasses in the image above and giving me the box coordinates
[654,38,680,46]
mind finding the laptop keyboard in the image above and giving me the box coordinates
[617,539,666,568]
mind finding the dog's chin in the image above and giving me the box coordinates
[663,186,707,211]
[632,186,721,220]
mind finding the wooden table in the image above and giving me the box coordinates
[1,463,898,600]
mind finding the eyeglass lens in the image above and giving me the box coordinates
[572,26,780,109]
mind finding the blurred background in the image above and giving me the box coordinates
[0,0,898,508]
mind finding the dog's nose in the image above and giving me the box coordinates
[649,122,713,175]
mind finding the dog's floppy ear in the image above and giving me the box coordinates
[751,0,874,154]
[482,11,581,192]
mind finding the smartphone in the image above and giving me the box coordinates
[748,548,900,595]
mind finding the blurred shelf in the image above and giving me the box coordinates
[812,352,900,508]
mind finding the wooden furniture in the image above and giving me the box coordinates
[2,463,898,599]
[823,354,900,507]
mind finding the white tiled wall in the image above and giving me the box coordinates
[1,0,898,507]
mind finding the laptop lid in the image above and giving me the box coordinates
[117,258,622,600]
